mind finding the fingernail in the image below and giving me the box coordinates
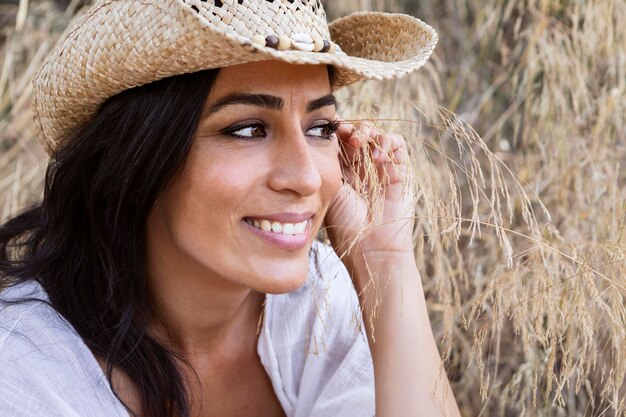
[372,148,380,159]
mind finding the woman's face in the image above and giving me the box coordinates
[147,61,342,294]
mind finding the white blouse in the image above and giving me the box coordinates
[0,242,374,416]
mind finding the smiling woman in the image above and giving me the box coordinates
[0,1,459,417]
[152,63,343,299]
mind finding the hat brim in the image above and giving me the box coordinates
[33,1,437,153]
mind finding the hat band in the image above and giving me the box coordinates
[249,32,344,55]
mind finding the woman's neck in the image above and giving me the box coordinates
[144,227,265,357]
[147,280,264,357]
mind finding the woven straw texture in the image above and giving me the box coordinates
[33,0,437,153]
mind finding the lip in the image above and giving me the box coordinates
[244,211,315,223]
[241,214,313,251]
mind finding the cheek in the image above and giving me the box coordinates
[318,143,343,203]
[201,161,252,206]
[161,153,255,241]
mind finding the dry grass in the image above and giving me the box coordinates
[1,0,625,416]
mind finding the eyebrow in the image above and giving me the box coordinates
[206,93,283,115]
[306,93,336,112]
[205,92,336,115]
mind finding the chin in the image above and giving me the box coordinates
[248,263,310,295]
[232,243,313,294]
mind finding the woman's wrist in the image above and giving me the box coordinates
[339,244,419,295]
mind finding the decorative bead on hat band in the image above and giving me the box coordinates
[250,32,343,54]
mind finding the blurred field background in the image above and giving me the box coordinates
[1,0,624,416]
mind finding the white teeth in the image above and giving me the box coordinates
[271,222,282,233]
[260,219,272,232]
[247,218,308,235]
[282,223,294,235]
[294,221,305,234]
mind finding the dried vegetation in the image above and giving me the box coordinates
[1,0,625,416]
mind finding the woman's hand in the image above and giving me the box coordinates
[325,121,416,278]
[325,119,462,417]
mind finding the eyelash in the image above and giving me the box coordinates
[220,120,340,141]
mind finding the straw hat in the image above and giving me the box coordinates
[33,0,438,153]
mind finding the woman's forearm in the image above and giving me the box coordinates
[347,251,461,417]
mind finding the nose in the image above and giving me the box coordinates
[267,129,322,197]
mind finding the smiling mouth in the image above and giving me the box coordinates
[243,218,308,236]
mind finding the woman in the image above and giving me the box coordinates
[0,1,461,416]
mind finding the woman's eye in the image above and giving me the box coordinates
[226,124,266,139]
[222,120,338,140]
[306,121,339,140]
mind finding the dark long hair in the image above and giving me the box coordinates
[0,69,219,417]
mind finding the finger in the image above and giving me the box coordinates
[336,120,354,141]
[339,122,375,166]
[374,160,409,207]
[337,120,372,148]
[353,123,376,149]
[384,131,406,154]
[336,121,361,164]
[378,158,408,185]
[392,147,406,165]
[372,131,406,163]
[371,131,391,161]
[371,133,408,186]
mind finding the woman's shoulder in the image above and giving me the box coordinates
[0,281,128,417]
[0,280,75,353]
[0,280,62,352]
